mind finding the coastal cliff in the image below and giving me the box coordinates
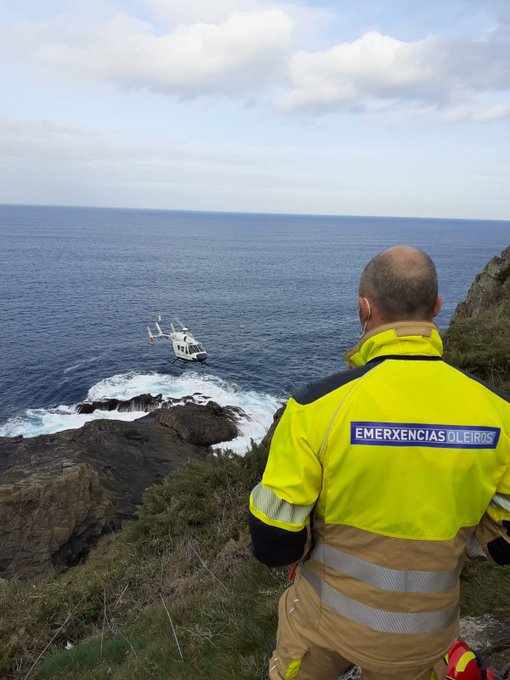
[0,401,239,579]
[0,248,509,679]
[443,245,510,392]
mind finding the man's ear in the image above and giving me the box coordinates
[358,296,370,318]
[433,295,442,317]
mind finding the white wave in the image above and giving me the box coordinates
[63,356,101,374]
[0,372,283,454]
[0,406,146,439]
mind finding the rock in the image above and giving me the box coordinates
[442,245,510,392]
[0,462,111,578]
[459,612,510,671]
[260,405,285,449]
[150,401,239,446]
[443,247,510,396]
[0,400,243,579]
[449,245,510,324]
[76,393,163,414]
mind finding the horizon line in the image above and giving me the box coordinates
[1,202,509,225]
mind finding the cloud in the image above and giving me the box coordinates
[284,32,442,111]
[0,115,321,193]
[2,2,510,123]
[143,0,262,25]
[0,116,259,169]
[0,115,352,212]
[33,9,293,96]
[282,29,510,120]
[143,0,330,40]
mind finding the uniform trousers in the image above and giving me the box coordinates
[268,585,448,680]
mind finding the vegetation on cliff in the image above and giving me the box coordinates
[443,244,510,394]
[443,297,510,394]
[0,444,286,679]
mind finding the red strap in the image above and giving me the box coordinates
[288,563,298,581]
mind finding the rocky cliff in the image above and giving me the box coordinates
[443,245,510,392]
[448,245,510,323]
[0,401,240,579]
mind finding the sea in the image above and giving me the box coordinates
[0,205,509,453]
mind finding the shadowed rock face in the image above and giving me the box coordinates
[147,401,240,446]
[449,245,510,324]
[0,401,241,579]
[75,392,222,415]
[442,245,510,392]
[76,393,164,414]
[260,405,285,450]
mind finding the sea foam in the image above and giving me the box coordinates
[0,371,282,454]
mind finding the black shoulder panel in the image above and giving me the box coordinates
[447,365,510,404]
[371,355,442,362]
[248,512,307,567]
[293,362,380,406]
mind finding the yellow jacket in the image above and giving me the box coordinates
[249,322,510,669]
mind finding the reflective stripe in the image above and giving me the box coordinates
[487,494,510,523]
[492,493,510,513]
[250,483,314,528]
[302,564,458,634]
[285,659,302,678]
[311,542,460,593]
[456,651,476,672]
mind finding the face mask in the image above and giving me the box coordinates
[359,297,371,335]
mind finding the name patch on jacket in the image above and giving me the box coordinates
[350,422,501,449]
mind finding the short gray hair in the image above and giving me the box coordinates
[359,247,438,321]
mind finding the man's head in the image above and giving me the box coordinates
[358,246,441,332]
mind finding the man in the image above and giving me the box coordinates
[249,246,510,680]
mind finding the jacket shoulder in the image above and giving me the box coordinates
[293,363,378,406]
[446,364,510,404]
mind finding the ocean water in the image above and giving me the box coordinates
[0,205,509,452]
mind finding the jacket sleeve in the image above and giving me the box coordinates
[249,397,323,567]
[475,462,510,565]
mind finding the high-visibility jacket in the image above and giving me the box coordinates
[249,322,510,671]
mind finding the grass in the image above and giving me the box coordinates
[443,298,510,394]
[0,444,289,679]
[460,560,510,618]
[34,558,283,680]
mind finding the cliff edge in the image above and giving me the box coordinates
[443,245,510,393]
[0,401,239,580]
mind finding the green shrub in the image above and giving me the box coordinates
[443,299,510,394]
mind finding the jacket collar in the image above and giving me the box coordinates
[344,321,443,368]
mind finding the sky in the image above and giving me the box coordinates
[0,0,509,219]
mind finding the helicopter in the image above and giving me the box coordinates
[147,314,207,363]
